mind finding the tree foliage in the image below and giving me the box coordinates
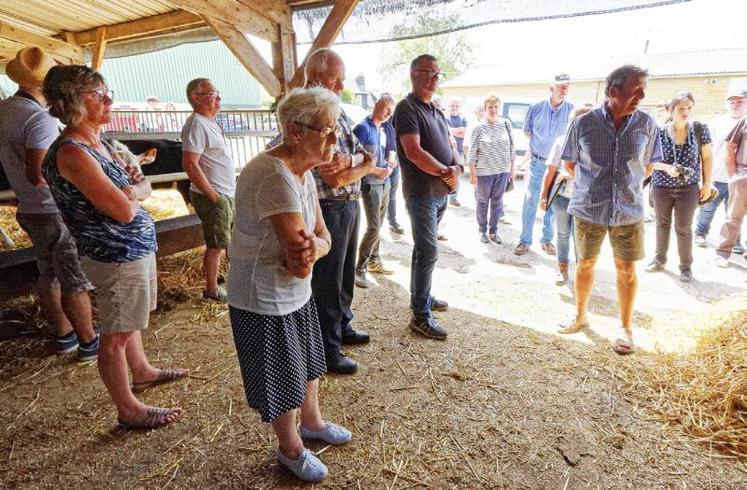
[340,88,354,104]
[378,11,474,95]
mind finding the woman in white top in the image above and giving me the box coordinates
[227,87,354,482]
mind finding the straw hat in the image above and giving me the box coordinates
[6,47,55,87]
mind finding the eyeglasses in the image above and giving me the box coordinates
[195,91,220,98]
[81,89,114,101]
[294,121,340,137]
[412,69,446,81]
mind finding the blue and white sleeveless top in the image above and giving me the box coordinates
[43,137,157,263]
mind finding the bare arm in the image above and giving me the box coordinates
[564,160,575,179]
[725,141,738,176]
[57,144,139,223]
[182,151,220,203]
[317,150,376,188]
[449,127,465,138]
[399,133,450,176]
[644,163,654,179]
[539,164,558,211]
[24,149,48,186]
[269,210,330,279]
[700,143,713,185]
[524,131,532,140]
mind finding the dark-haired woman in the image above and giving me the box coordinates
[645,92,712,282]
[42,65,188,429]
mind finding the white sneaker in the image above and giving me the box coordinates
[694,234,707,247]
[714,255,730,268]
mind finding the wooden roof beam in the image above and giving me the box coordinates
[167,0,278,42]
[203,16,282,97]
[73,11,204,46]
[288,0,358,88]
[236,0,292,28]
[91,27,107,71]
[0,21,84,64]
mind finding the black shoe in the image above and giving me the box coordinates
[341,329,370,345]
[326,354,358,374]
[409,317,448,340]
[431,298,448,311]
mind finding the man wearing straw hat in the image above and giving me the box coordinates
[0,47,98,360]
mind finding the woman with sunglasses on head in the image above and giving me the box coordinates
[645,92,713,282]
[227,87,357,482]
[42,65,188,430]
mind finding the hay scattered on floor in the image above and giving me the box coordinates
[0,205,31,250]
[618,307,747,458]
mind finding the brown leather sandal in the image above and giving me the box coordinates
[131,368,189,393]
[114,406,182,431]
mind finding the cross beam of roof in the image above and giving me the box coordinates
[166,0,278,42]
[236,0,293,28]
[73,11,205,46]
[0,21,84,64]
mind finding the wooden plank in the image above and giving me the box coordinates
[167,0,278,42]
[0,21,84,64]
[288,0,358,88]
[91,27,107,71]
[204,15,282,97]
[236,0,292,27]
[272,20,296,92]
[73,11,205,46]
[0,214,205,302]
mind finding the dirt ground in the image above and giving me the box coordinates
[0,177,745,489]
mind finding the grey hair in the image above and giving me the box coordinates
[304,48,341,83]
[276,86,340,139]
[410,54,437,71]
[43,65,106,127]
[605,65,649,97]
[377,94,395,108]
[186,78,210,106]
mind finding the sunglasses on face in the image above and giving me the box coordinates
[194,91,220,98]
[81,89,114,101]
[294,121,340,137]
[412,69,446,81]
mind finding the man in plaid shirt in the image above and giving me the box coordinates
[304,48,381,374]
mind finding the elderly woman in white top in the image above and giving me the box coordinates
[227,87,352,482]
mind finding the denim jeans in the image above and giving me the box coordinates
[652,184,699,269]
[475,173,510,234]
[356,182,390,273]
[695,181,742,244]
[519,155,554,246]
[552,195,577,264]
[406,194,448,320]
[311,199,359,361]
[387,165,401,226]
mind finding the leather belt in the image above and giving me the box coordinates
[324,193,360,201]
[531,152,547,160]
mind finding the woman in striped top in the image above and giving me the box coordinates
[467,94,515,244]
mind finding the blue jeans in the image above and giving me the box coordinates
[406,194,448,320]
[552,195,577,264]
[695,181,742,244]
[519,156,554,246]
[387,165,400,225]
[476,173,510,234]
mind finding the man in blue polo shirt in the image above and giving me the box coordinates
[558,65,662,356]
[515,74,574,256]
[394,54,463,340]
[354,95,397,288]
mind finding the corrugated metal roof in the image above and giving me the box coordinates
[443,47,747,88]
[0,40,264,107]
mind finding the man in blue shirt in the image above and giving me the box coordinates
[354,95,397,288]
[558,65,663,356]
[446,99,468,206]
[516,74,574,256]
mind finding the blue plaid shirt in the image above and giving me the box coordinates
[561,103,662,226]
[312,109,364,199]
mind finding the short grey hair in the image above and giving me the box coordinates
[410,54,437,71]
[276,87,340,139]
[605,65,649,97]
[186,78,210,106]
[304,48,341,83]
[377,94,395,109]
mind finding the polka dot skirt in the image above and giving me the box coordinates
[229,298,327,423]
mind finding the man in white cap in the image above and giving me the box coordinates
[0,47,98,360]
[515,73,574,256]
[695,87,747,251]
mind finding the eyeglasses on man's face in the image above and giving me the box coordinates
[81,89,114,101]
[294,121,340,137]
[195,91,221,98]
[412,69,446,81]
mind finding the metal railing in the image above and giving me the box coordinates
[104,109,279,172]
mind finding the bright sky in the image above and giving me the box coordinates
[255,0,747,93]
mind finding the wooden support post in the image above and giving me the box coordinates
[288,0,359,89]
[204,16,282,97]
[271,21,296,94]
[91,27,107,71]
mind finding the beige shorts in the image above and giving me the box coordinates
[575,218,645,262]
[81,254,157,334]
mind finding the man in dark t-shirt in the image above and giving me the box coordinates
[393,54,463,340]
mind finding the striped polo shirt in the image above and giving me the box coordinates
[466,119,515,176]
[561,103,663,226]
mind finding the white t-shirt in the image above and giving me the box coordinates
[181,113,236,196]
[0,96,60,214]
[227,153,318,315]
[708,114,741,183]
[547,135,574,199]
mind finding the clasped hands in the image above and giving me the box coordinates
[440,165,462,193]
